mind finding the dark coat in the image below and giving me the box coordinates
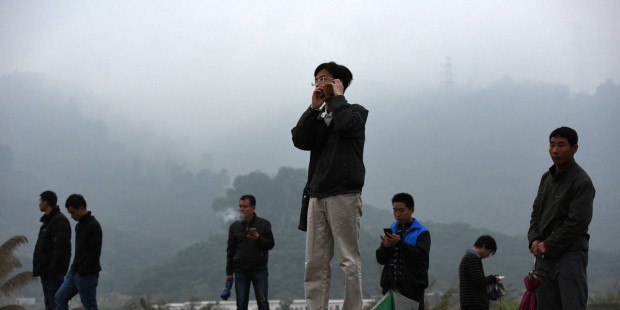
[291,95,368,198]
[33,206,72,277]
[376,221,431,300]
[528,160,595,257]
[71,212,103,275]
[226,213,275,275]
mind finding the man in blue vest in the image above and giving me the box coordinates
[376,192,431,310]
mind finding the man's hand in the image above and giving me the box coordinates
[247,230,260,240]
[311,79,344,109]
[329,79,344,96]
[530,240,542,257]
[380,232,401,248]
[537,242,546,256]
[311,89,326,109]
[226,275,233,281]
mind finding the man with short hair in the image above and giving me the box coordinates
[292,61,369,310]
[226,195,275,310]
[459,235,501,310]
[528,126,595,310]
[376,193,430,310]
[55,194,103,310]
[33,190,72,310]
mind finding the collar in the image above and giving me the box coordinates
[467,248,481,258]
[242,213,256,224]
[321,110,333,126]
[549,159,577,178]
[398,221,413,231]
[40,206,60,223]
[78,211,93,223]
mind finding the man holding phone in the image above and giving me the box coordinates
[225,195,275,310]
[292,61,369,309]
[376,193,431,310]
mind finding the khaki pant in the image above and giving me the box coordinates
[304,193,363,310]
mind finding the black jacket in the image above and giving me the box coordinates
[528,160,595,257]
[226,213,274,275]
[292,95,368,198]
[71,212,103,275]
[33,206,72,277]
[376,223,430,300]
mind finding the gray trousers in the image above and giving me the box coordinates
[304,193,363,310]
[536,250,588,310]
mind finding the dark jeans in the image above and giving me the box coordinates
[55,270,99,310]
[536,250,588,310]
[41,274,64,310]
[234,269,269,310]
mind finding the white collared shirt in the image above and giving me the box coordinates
[321,110,333,126]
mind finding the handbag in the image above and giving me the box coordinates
[297,187,310,231]
[488,281,506,300]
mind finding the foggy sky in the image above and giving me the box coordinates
[1,0,619,176]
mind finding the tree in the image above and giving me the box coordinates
[0,235,36,310]
[210,167,307,230]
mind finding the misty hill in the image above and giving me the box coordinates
[360,78,620,242]
[127,168,619,302]
[1,72,620,301]
[1,73,230,245]
[128,212,620,302]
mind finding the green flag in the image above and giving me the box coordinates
[371,290,394,310]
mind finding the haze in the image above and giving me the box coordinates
[2,2,619,243]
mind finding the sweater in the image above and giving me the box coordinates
[459,249,497,309]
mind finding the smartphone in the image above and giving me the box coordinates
[248,228,257,233]
[383,228,392,235]
[323,84,334,97]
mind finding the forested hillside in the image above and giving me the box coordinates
[129,169,620,302]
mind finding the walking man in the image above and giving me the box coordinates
[33,190,71,310]
[55,194,103,310]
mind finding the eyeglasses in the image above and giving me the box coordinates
[311,75,332,87]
